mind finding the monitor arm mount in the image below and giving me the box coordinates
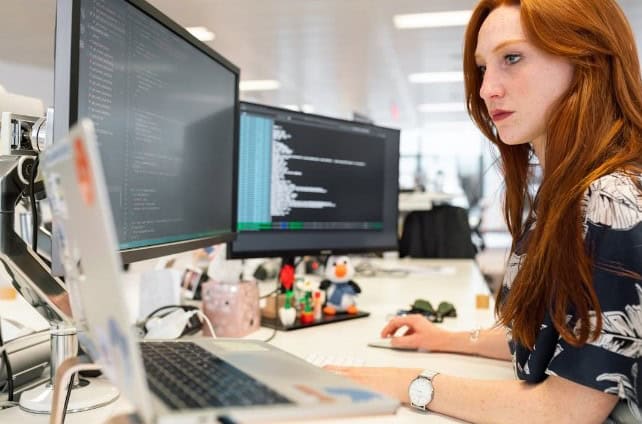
[0,153,71,324]
[0,115,118,413]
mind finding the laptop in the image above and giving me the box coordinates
[40,119,399,423]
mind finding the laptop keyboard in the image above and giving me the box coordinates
[140,341,293,410]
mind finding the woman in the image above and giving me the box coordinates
[328,0,642,422]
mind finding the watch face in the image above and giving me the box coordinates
[410,377,433,406]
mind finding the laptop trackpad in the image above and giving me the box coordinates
[224,349,325,380]
[199,339,353,399]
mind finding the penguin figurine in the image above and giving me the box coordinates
[319,255,361,315]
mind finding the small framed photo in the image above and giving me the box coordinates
[181,267,204,299]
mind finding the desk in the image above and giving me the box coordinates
[0,259,514,423]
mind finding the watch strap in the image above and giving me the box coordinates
[419,369,439,380]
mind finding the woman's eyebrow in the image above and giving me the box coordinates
[475,38,527,62]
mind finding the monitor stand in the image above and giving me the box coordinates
[261,256,370,331]
[18,323,119,414]
[0,155,119,413]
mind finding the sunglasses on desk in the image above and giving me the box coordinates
[397,299,457,323]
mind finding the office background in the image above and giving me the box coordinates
[1,0,641,246]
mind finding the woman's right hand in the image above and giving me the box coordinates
[380,314,453,351]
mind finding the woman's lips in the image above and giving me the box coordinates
[491,110,513,122]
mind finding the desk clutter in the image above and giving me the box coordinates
[260,255,370,331]
[148,246,262,338]
[137,250,377,338]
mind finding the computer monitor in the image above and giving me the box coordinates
[53,0,239,264]
[229,102,400,260]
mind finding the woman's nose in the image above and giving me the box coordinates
[479,69,504,101]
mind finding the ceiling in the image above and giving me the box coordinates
[1,0,642,132]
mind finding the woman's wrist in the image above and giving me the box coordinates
[434,330,480,355]
[399,368,424,404]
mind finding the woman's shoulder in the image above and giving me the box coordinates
[588,170,641,191]
[582,170,642,230]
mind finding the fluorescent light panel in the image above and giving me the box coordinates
[409,72,463,84]
[418,103,466,113]
[393,10,472,29]
[239,80,280,91]
[186,26,215,42]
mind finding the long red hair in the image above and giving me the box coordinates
[464,0,642,348]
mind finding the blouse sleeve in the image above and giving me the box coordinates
[545,173,642,418]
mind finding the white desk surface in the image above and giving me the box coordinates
[0,258,514,423]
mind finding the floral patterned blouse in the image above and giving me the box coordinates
[501,172,642,423]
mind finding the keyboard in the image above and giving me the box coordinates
[140,341,293,410]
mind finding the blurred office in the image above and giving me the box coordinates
[0,0,641,288]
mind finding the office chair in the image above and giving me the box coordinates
[398,205,477,259]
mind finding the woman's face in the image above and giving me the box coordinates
[474,5,574,156]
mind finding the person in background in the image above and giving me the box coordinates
[327,0,642,422]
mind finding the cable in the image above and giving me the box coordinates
[262,278,280,343]
[195,311,216,339]
[259,287,279,299]
[0,400,18,410]
[29,116,46,253]
[61,372,75,424]
[29,155,39,252]
[146,304,197,320]
[262,325,278,343]
[0,315,14,402]
[34,118,45,153]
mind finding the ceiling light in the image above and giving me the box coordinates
[239,80,280,91]
[393,10,472,29]
[186,26,215,42]
[418,103,466,113]
[409,72,463,84]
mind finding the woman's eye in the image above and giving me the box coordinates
[505,54,521,65]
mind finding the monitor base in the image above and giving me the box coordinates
[18,378,119,414]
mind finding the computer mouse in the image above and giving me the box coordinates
[367,338,416,350]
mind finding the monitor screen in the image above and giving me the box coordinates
[54,0,239,264]
[229,102,400,258]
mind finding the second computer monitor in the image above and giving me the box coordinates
[229,102,400,259]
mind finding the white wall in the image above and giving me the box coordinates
[0,60,53,108]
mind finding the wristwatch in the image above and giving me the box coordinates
[408,370,439,411]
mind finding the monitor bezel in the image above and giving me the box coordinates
[228,101,400,259]
[54,0,240,264]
